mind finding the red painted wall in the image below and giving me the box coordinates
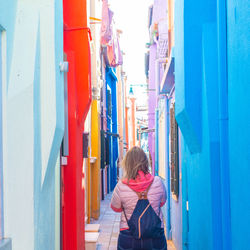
[62,0,91,249]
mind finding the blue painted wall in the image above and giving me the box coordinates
[174,0,250,249]
[0,1,18,86]
[227,0,250,249]
[174,0,223,249]
[111,69,118,191]
[105,67,118,191]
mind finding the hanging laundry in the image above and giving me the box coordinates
[100,0,114,45]
[107,32,123,67]
[149,22,159,45]
[107,41,116,67]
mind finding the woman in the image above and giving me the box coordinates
[111,146,167,250]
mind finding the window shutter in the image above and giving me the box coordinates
[101,130,105,169]
[105,137,110,165]
[82,133,89,158]
[107,90,112,117]
[170,104,179,199]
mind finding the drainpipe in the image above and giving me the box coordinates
[217,0,231,249]
[155,108,159,176]
[101,48,107,198]
[165,95,172,239]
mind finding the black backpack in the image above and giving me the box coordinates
[122,180,163,239]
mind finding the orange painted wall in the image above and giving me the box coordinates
[117,66,124,162]
[124,77,129,150]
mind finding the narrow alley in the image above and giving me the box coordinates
[0,0,249,250]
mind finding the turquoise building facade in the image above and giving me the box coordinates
[154,0,250,249]
[227,0,250,248]
[0,1,64,249]
[173,0,250,249]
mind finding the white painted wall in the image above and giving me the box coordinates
[2,1,64,249]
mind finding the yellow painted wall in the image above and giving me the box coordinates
[90,100,100,219]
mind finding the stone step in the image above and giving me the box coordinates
[85,232,99,250]
[85,223,100,232]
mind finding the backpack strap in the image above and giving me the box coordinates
[121,178,155,224]
[135,178,154,200]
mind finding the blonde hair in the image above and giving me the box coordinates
[122,146,149,181]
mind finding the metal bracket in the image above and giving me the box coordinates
[59,61,69,72]
[61,156,68,166]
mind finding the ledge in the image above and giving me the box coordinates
[90,157,97,164]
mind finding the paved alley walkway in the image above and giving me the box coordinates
[91,193,176,250]
[90,193,120,250]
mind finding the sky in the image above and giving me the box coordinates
[108,0,154,109]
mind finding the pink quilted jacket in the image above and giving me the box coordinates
[111,174,167,230]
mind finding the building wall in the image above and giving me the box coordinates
[150,0,183,248]
[0,1,64,249]
[174,0,250,249]
[227,0,250,249]
[151,0,169,174]
[89,0,102,220]
[62,0,92,247]
[116,66,124,164]
[174,0,220,249]
[148,44,157,173]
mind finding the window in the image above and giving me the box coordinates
[100,130,106,169]
[107,89,112,118]
[170,103,179,199]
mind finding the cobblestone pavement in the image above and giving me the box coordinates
[90,193,176,250]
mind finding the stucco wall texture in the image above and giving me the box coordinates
[0,1,64,249]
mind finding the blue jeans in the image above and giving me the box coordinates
[117,229,167,250]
